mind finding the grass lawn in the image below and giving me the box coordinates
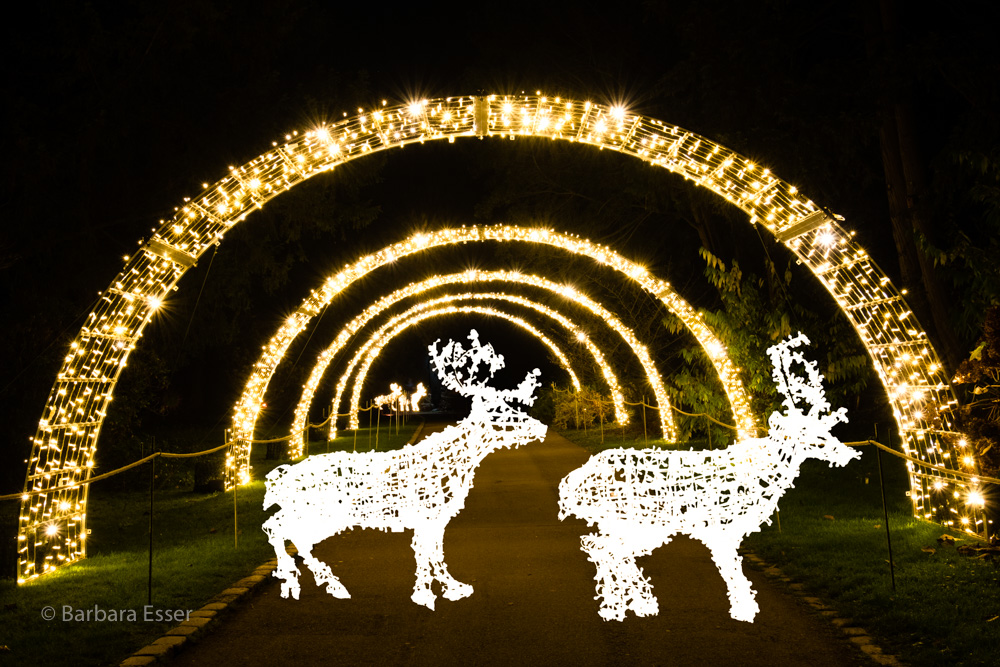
[559,427,1000,666]
[0,422,417,667]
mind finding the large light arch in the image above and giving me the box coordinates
[328,291,629,441]
[225,226,757,488]
[18,93,976,583]
[289,270,681,454]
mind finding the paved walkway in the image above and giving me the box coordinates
[169,429,867,666]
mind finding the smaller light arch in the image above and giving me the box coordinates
[342,303,591,433]
[323,292,627,443]
[288,269,680,451]
[225,226,758,488]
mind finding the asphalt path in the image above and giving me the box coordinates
[170,426,866,666]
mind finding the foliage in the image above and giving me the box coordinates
[99,349,171,477]
[548,386,618,431]
[685,248,872,428]
[952,306,1000,479]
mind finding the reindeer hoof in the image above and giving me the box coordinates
[411,588,436,610]
[598,605,626,622]
[279,579,300,600]
[323,579,351,599]
[442,581,473,601]
[730,600,759,623]
[631,597,659,618]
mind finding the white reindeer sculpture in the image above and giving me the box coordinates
[263,330,547,609]
[558,333,859,623]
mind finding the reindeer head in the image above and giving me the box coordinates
[766,333,860,468]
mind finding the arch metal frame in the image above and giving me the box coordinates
[17,93,976,583]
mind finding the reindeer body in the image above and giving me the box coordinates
[558,334,859,622]
[263,331,546,609]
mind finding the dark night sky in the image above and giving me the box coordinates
[2,0,998,490]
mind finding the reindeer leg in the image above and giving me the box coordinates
[581,532,660,621]
[263,513,301,600]
[410,525,438,610]
[297,533,350,600]
[705,537,758,622]
[424,521,473,602]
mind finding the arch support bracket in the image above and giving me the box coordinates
[144,238,198,268]
[774,210,834,243]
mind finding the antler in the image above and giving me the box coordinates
[428,330,541,405]
[766,332,848,442]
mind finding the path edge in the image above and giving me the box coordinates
[742,550,906,667]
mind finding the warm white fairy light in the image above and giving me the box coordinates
[321,304,578,444]
[373,383,405,412]
[287,269,684,458]
[18,93,972,583]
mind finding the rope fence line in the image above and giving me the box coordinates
[0,443,228,501]
[2,404,388,501]
[551,386,998,486]
[845,440,1000,486]
[5,408,995,502]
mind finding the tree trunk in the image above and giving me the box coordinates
[863,0,962,372]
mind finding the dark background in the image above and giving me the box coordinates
[2,0,999,496]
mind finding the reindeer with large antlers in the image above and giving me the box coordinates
[558,333,859,622]
[263,330,547,609]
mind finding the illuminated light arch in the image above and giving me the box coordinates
[19,93,976,583]
[331,291,628,443]
[339,303,590,431]
[288,270,679,454]
[226,226,755,490]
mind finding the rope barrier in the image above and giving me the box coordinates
[556,387,995,485]
[7,406,993,501]
[0,445,231,501]
[2,404,403,501]
[845,440,1000,486]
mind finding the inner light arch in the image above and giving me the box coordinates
[340,304,590,428]
[226,226,756,488]
[288,269,679,453]
[18,93,976,583]
[330,291,628,442]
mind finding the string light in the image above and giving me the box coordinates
[409,383,427,412]
[287,271,687,452]
[18,93,974,584]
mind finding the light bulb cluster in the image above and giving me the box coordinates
[372,383,406,412]
[287,270,683,454]
[18,92,976,584]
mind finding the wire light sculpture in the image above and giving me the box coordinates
[263,331,546,608]
[558,334,860,622]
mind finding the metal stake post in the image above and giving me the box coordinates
[875,424,896,591]
[148,447,155,607]
[642,396,647,446]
